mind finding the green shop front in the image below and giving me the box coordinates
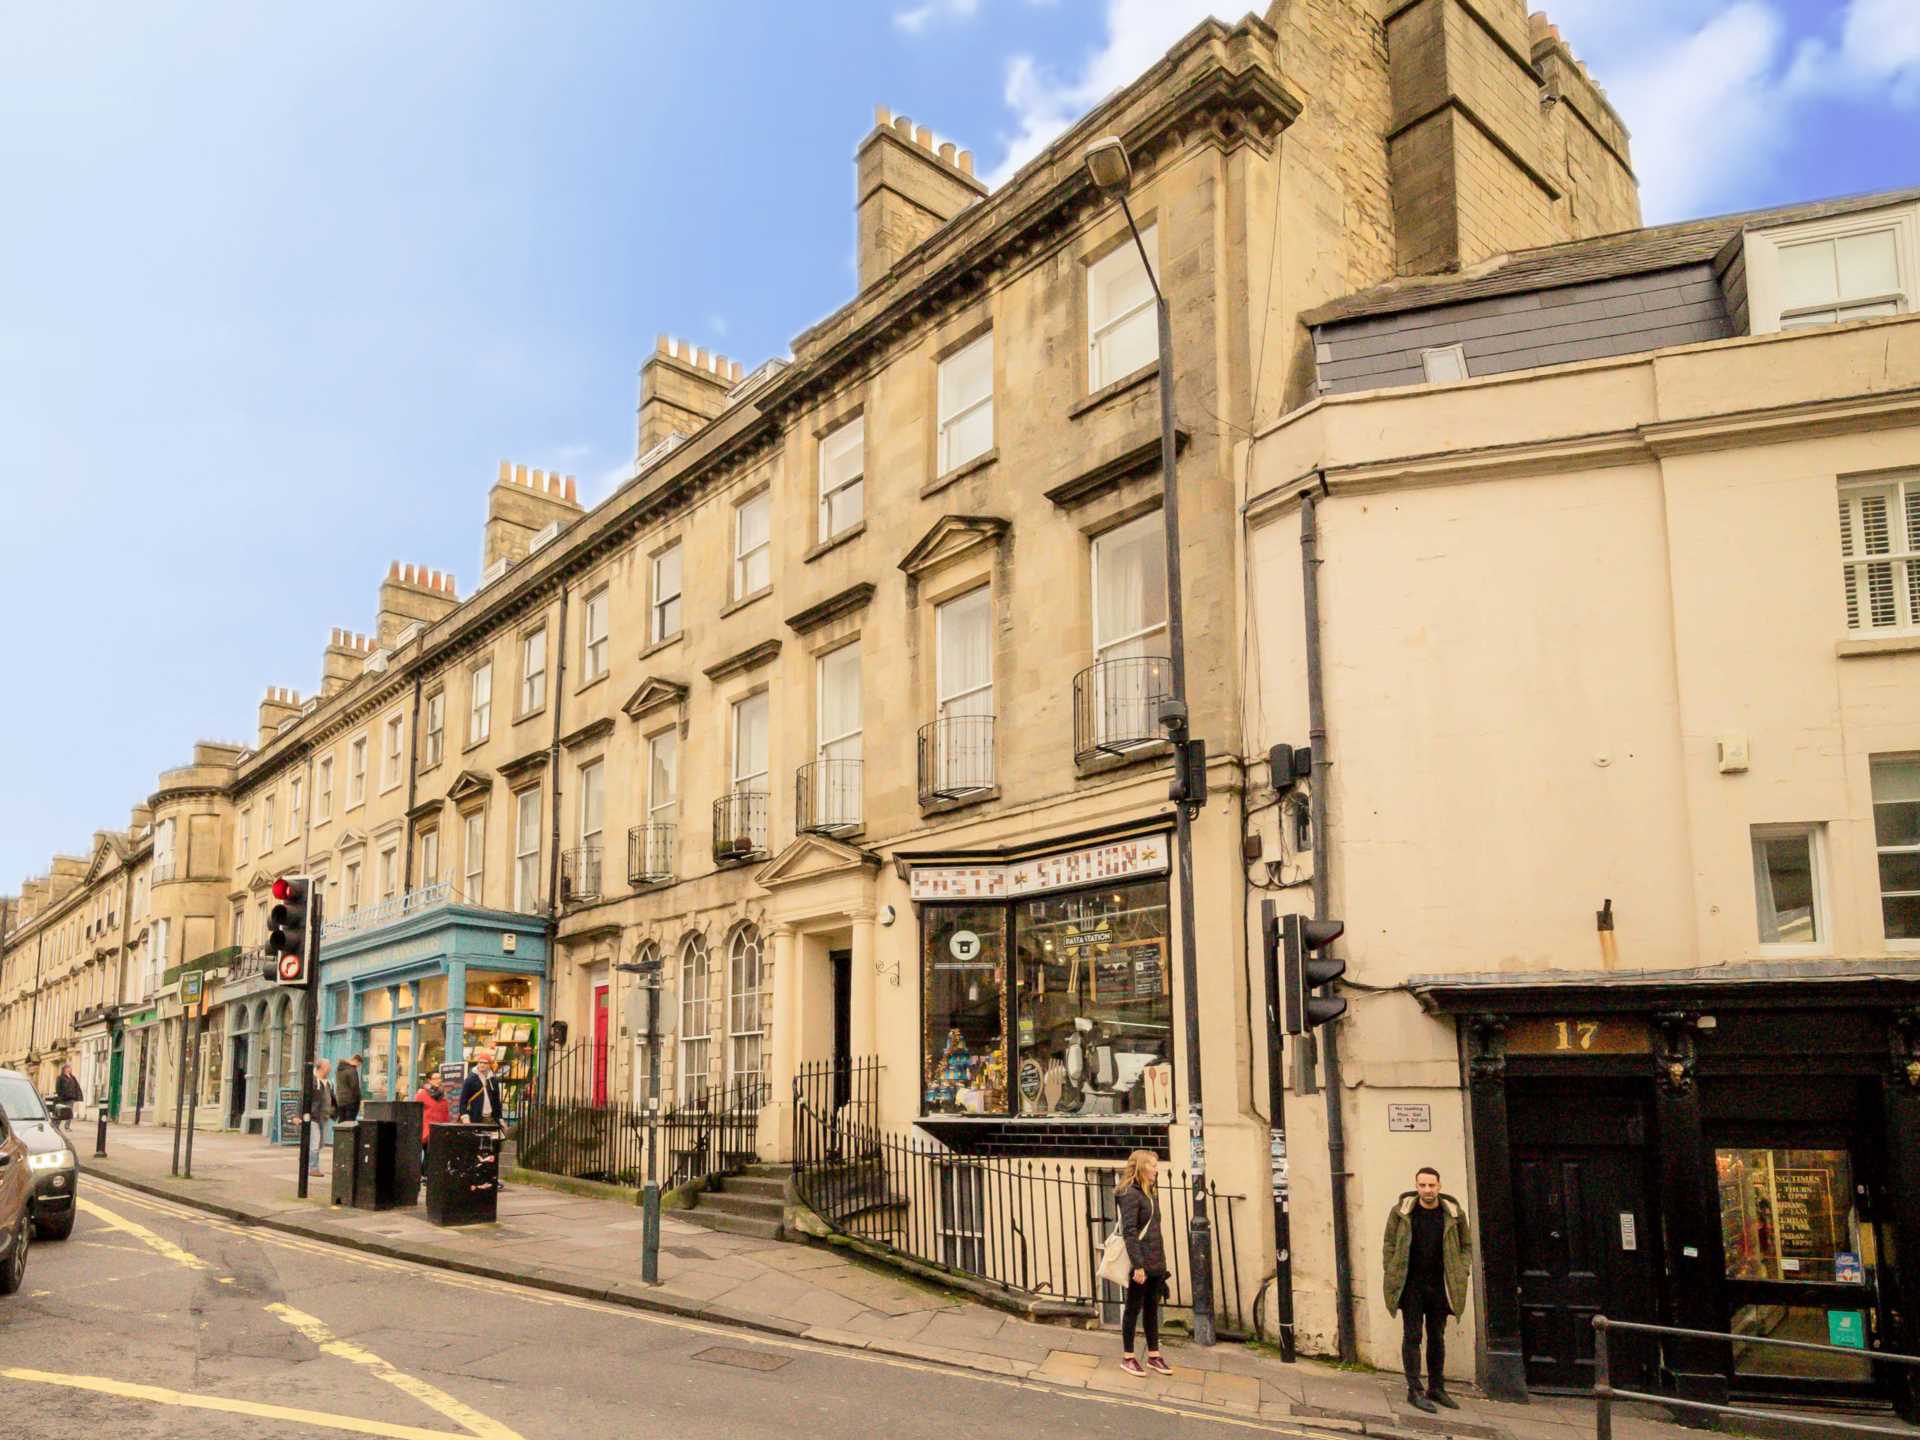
[318,886,548,1119]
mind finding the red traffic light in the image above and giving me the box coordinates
[272,876,293,902]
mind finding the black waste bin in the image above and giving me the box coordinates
[353,1119,401,1210]
[425,1123,500,1226]
[361,1101,423,1204]
[330,1122,360,1206]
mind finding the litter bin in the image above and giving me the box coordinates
[330,1122,360,1206]
[360,1100,423,1203]
[425,1123,500,1226]
[353,1118,401,1210]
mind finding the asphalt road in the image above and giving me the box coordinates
[0,1180,1320,1439]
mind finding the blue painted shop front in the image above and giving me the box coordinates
[317,894,548,1119]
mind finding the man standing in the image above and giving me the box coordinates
[306,1058,335,1177]
[459,1051,503,1126]
[334,1053,363,1123]
[1382,1165,1471,1414]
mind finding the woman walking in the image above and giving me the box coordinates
[1116,1148,1173,1377]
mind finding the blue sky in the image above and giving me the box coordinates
[2,0,1916,888]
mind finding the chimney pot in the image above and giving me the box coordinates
[875,104,891,128]
[515,463,528,487]
[958,149,974,176]
[893,114,913,137]
[497,459,511,483]
[938,141,956,163]
[915,125,933,149]
[565,476,578,503]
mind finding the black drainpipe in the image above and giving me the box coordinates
[1301,483,1357,1363]
[538,585,569,1103]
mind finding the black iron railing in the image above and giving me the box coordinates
[559,846,602,904]
[711,791,769,864]
[627,823,675,885]
[1072,655,1173,764]
[515,1040,767,1191]
[790,1058,1244,1334]
[917,715,995,805]
[796,759,863,834]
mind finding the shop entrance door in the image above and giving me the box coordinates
[228,1036,249,1130]
[1714,1140,1883,1400]
[1510,1089,1660,1392]
[591,984,610,1108]
[109,1034,124,1119]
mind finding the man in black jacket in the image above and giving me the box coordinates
[334,1053,363,1123]
[459,1052,503,1125]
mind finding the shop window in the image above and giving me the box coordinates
[1015,878,1173,1117]
[922,905,1007,1115]
[1718,1146,1874,1382]
[329,987,348,1027]
[467,971,538,1011]
[1751,824,1825,946]
[416,1017,446,1081]
[200,1009,224,1105]
[362,988,393,1024]
[1872,755,1920,941]
[416,975,448,1012]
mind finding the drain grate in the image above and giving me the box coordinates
[693,1346,791,1373]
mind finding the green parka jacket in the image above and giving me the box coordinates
[1381,1191,1472,1317]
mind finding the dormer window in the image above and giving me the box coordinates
[1746,204,1917,334]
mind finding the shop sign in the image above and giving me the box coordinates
[909,834,1169,902]
[178,971,204,1007]
[1505,1016,1650,1056]
[1828,1310,1866,1349]
[1387,1103,1431,1132]
[1774,1167,1842,1264]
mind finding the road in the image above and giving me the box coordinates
[0,1180,1322,1439]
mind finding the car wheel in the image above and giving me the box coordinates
[0,1220,27,1296]
[34,1208,74,1242]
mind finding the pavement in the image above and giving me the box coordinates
[59,1121,1851,1440]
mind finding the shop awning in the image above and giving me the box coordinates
[1408,957,1920,1014]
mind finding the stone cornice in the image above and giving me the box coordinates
[499,746,550,785]
[702,639,784,684]
[559,717,617,752]
[1044,429,1190,510]
[786,582,877,636]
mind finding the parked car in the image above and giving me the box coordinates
[0,1069,77,1240]
[0,1107,28,1294]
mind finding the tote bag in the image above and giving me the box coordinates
[1098,1193,1152,1287]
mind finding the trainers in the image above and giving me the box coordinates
[1407,1391,1438,1414]
[1428,1389,1460,1410]
[1120,1357,1147,1377]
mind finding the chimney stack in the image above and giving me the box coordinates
[483,461,585,573]
[376,562,461,649]
[322,628,376,697]
[857,106,986,290]
[258,686,302,748]
[636,336,742,459]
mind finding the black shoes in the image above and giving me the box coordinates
[1407,1391,1438,1414]
[1428,1389,1460,1410]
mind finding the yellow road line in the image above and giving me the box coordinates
[77,1196,210,1270]
[267,1304,525,1440]
[0,1367,486,1440]
[84,1180,1310,1436]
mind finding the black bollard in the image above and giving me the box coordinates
[94,1107,108,1159]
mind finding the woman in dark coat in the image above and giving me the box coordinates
[1116,1148,1172,1377]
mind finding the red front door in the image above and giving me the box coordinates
[592,984,610,1108]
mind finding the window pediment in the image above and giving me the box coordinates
[899,515,1009,580]
[444,769,494,806]
[623,676,689,724]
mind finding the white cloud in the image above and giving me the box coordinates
[987,0,1230,186]
[1787,0,1920,106]
[895,0,980,35]
[706,312,730,338]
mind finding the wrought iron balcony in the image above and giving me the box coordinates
[712,791,769,865]
[917,715,995,805]
[795,759,863,834]
[1072,655,1174,765]
[321,880,452,940]
[559,846,603,904]
[627,823,676,885]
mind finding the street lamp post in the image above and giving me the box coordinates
[615,952,665,1284]
[1083,135,1216,1346]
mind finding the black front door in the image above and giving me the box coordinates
[1511,1088,1661,1391]
[229,1036,249,1129]
[830,949,852,1110]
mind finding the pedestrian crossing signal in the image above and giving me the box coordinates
[267,876,312,986]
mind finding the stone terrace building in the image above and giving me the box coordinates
[2,0,1642,1339]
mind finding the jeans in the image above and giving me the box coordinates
[308,1119,331,1172]
[1122,1273,1165,1354]
[1400,1282,1449,1393]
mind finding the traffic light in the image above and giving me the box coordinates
[1281,911,1346,1034]
[267,876,312,985]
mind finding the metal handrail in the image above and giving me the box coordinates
[321,880,453,939]
[1593,1314,1919,1440]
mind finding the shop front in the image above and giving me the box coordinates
[1414,965,1920,1417]
[317,888,548,1118]
[120,1005,159,1123]
[907,827,1177,1157]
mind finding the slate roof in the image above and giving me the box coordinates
[1304,187,1920,329]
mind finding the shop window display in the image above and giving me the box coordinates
[1014,879,1173,1118]
[922,905,1006,1115]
